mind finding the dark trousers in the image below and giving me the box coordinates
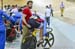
[51,9,53,16]
[45,17,50,26]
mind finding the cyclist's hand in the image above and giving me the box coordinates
[26,24,31,28]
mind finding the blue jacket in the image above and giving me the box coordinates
[12,12,22,30]
[0,10,15,49]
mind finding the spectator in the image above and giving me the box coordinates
[60,1,65,16]
[49,4,54,16]
[3,5,7,12]
[12,8,22,37]
[45,5,51,27]
[0,9,15,49]
[11,5,18,13]
[7,5,11,15]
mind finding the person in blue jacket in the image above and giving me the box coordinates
[11,8,22,37]
[0,9,15,49]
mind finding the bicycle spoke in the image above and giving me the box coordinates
[49,38,53,41]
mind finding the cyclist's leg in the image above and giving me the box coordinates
[37,22,44,47]
[40,28,43,40]
[38,23,44,42]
